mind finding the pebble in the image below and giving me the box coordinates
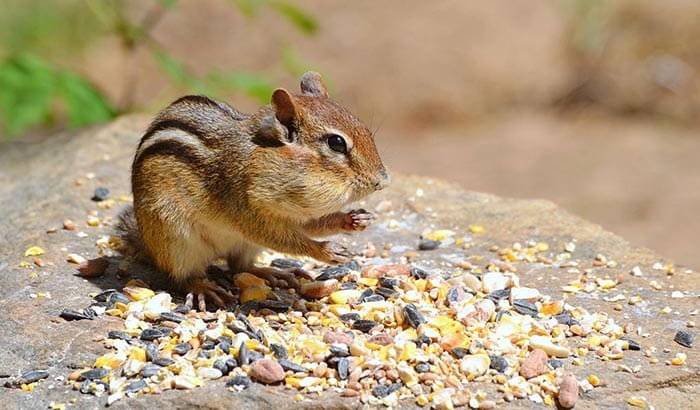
[250,359,285,384]
[418,239,440,251]
[77,258,109,278]
[92,187,110,201]
[519,349,549,379]
[361,264,412,279]
[557,373,578,408]
[63,219,76,230]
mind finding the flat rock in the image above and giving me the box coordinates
[0,116,698,408]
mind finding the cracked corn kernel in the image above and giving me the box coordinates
[671,353,686,365]
[24,246,45,257]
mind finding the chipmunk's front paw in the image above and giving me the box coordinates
[320,241,354,264]
[343,209,374,231]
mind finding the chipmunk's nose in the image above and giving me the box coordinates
[374,168,391,190]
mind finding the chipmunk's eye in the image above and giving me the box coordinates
[324,133,348,154]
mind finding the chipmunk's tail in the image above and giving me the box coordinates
[115,206,148,259]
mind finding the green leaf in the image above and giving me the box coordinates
[58,72,115,128]
[0,54,56,136]
[270,0,318,34]
[158,0,180,9]
[150,47,191,85]
[0,53,115,138]
[228,0,269,18]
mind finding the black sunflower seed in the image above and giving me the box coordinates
[225,358,238,371]
[553,311,574,326]
[451,347,469,359]
[238,342,250,365]
[271,258,304,269]
[674,330,694,348]
[139,364,161,378]
[358,288,374,303]
[226,375,251,389]
[144,342,158,361]
[364,294,385,302]
[512,299,538,317]
[158,312,185,323]
[152,357,175,367]
[316,266,351,281]
[16,370,50,385]
[330,343,350,357]
[487,288,511,301]
[124,379,147,394]
[60,308,94,321]
[548,359,563,369]
[379,277,399,288]
[218,339,232,354]
[352,319,380,333]
[403,304,426,328]
[172,343,191,356]
[415,362,430,373]
[81,368,109,381]
[107,330,132,341]
[489,355,509,373]
[270,343,288,359]
[339,313,361,323]
[344,260,361,271]
[202,340,216,350]
[339,281,358,290]
[213,359,230,376]
[278,359,307,373]
[140,327,171,341]
[620,337,641,351]
[375,287,399,299]
[336,357,349,380]
[409,266,429,279]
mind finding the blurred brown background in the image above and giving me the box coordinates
[2,1,699,269]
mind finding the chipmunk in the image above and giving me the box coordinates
[117,71,390,310]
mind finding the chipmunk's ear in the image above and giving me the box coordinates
[271,88,300,141]
[300,71,328,98]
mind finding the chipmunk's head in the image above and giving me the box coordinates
[252,72,390,219]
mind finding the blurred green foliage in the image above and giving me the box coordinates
[0,0,318,139]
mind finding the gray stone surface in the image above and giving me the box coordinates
[0,116,698,409]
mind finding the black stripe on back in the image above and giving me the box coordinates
[138,119,214,150]
[134,139,207,176]
[172,95,245,121]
